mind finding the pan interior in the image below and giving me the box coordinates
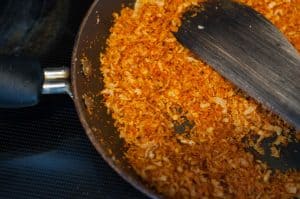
[72,0,300,198]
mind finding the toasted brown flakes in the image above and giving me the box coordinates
[100,0,300,198]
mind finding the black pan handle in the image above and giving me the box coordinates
[0,56,71,108]
[0,56,43,108]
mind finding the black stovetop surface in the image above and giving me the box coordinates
[0,1,148,198]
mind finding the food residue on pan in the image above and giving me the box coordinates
[81,55,92,77]
[100,0,300,198]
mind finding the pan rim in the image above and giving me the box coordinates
[70,0,160,198]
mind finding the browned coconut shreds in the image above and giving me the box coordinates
[100,0,300,198]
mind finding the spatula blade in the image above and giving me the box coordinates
[175,0,300,128]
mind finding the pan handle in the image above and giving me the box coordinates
[0,56,72,108]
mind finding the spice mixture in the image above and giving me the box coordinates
[100,0,300,198]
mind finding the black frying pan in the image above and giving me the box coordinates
[0,0,299,198]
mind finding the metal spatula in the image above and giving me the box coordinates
[175,0,300,129]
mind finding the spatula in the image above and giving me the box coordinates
[175,0,300,129]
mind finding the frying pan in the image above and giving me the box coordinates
[0,0,299,198]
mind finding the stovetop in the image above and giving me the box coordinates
[0,1,148,198]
